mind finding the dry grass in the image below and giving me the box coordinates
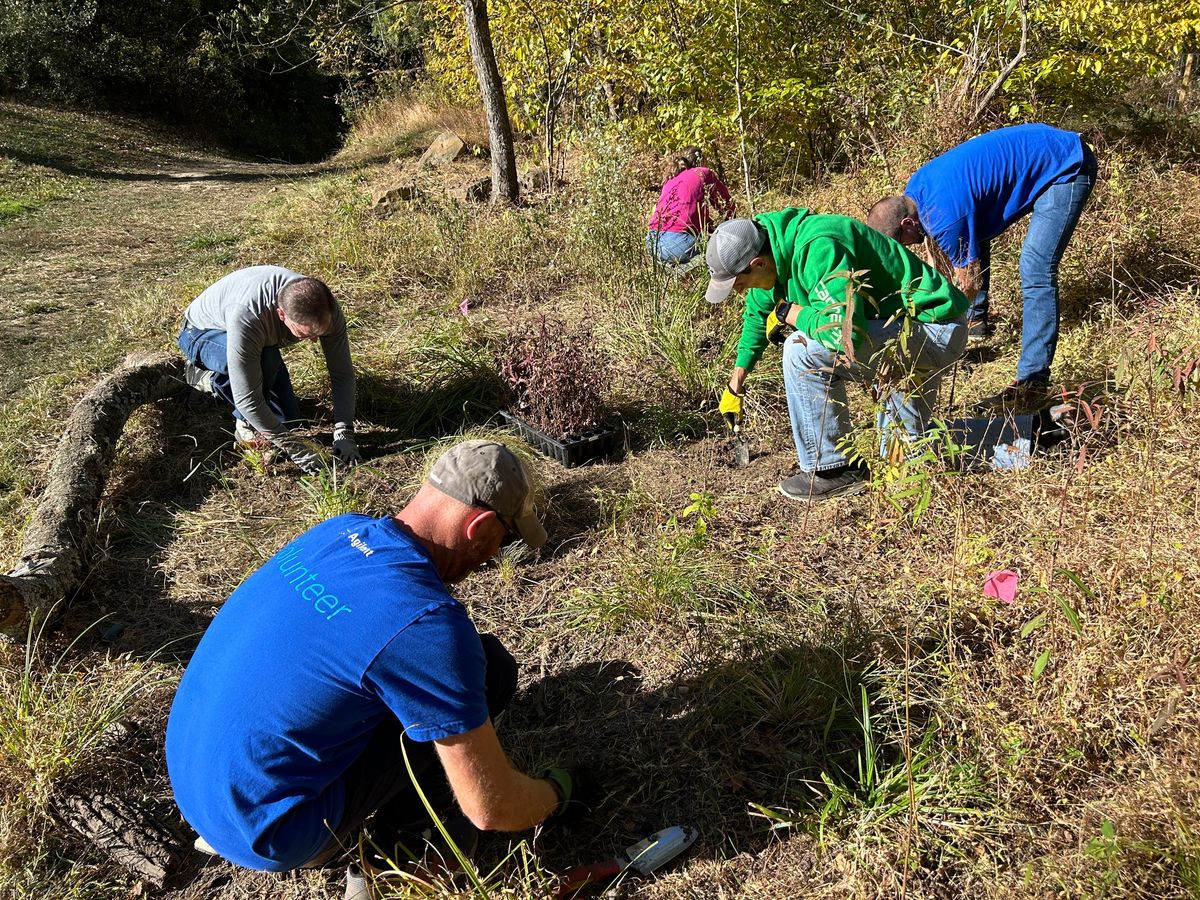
[337,89,490,166]
[1,99,1199,899]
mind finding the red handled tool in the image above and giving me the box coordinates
[554,825,698,897]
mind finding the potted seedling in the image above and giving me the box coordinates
[498,316,621,466]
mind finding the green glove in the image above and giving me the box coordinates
[543,766,588,822]
[718,386,743,433]
[765,301,794,345]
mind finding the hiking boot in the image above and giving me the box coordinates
[966,316,991,343]
[184,362,216,396]
[778,466,868,502]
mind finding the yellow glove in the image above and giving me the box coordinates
[765,302,794,345]
[719,386,743,432]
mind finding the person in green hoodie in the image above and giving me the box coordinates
[708,210,970,501]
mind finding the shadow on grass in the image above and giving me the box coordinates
[495,631,892,876]
[53,393,247,662]
[354,367,506,448]
[0,143,318,183]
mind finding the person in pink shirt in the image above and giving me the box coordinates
[646,147,735,265]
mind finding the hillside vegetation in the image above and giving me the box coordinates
[2,2,1200,897]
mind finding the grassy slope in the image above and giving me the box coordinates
[1,98,1198,899]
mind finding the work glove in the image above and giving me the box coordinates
[719,386,743,433]
[765,301,794,345]
[272,434,329,475]
[542,766,590,823]
[332,423,362,466]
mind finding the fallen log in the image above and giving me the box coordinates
[0,353,184,640]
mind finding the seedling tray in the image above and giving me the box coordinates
[499,410,621,467]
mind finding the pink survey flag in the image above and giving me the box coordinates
[983,569,1019,604]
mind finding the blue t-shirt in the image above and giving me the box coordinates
[905,124,1085,267]
[165,514,489,872]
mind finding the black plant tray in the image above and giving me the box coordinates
[499,410,621,467]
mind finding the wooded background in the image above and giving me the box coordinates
[2,0,1196,164]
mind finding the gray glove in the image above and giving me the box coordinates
[332,423,362,466]
[272,434,329,475]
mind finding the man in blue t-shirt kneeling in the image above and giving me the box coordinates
[867,123,1097,403]
[166,440,578,880]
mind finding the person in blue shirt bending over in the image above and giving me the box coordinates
[166,441,582,893]
[867,123,1097,404]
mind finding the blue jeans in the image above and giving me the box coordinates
[177,325,301,423]
[968,145,1097,383]
[782,315,968,471]
[646,230,698,264]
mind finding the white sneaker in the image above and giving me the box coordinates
[345,863,372,900]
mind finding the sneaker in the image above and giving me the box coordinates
[345,863,372,900]
[184,362,216,396]
[966,317,991,343]
[778,466,868,502]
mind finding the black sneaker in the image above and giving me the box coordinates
[966,316,991,343]
[778,466,868,502]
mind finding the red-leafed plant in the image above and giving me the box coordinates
[498,316,612,439]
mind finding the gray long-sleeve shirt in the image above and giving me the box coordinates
[183,266,355,436]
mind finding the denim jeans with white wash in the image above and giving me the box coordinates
[782,315,969,472]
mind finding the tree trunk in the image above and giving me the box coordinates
[463,0,520,205]
[0,353,184,640]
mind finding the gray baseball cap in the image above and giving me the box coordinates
[427,440,548,548]
[705,218,767,304]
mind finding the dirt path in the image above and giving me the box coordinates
[0,99,316,400]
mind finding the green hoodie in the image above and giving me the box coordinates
[735,208,967,373]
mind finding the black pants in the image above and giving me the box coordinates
[303,633,518,867]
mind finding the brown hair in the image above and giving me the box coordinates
[278,277,335,328]
[671,146,704,177]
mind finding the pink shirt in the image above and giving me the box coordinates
[647,167,734,235]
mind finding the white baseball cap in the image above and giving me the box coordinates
[705,218,767,304]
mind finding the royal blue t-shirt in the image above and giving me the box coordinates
[905,124,1085,267]
[165,514,489,871]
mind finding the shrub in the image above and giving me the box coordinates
[497,316,611,439]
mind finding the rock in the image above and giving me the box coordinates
[371,183,420,211]
[450,177,492,204]
[519,166,555,193]
[419,131,466,168]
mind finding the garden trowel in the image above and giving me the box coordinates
[731,424,750,468]
[554,825,698,897]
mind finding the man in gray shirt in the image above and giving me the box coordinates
[178,266,360,473]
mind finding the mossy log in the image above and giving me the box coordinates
[0,353,184,640]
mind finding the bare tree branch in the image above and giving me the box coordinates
[968,0,1029,128]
